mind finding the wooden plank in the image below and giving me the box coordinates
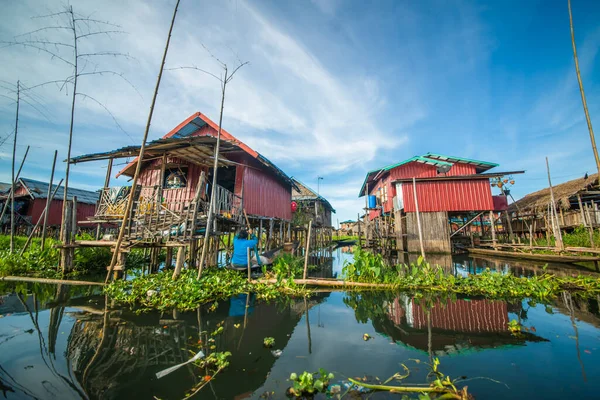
[467,247,600,262]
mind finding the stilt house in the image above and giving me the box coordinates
[70,112,297,243]
[359,153,522,253]
[0,177,98,229]
[508,173,600,235]
[291,178,335,227]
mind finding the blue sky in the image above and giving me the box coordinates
[1,0,600,223]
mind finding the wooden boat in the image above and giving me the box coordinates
[333,239,357,247]
[466,247,600,263]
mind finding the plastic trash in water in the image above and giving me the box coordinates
[156,350,205,379]
[271,349,282,358]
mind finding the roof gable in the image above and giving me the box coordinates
[292,178,335,213]
[17,178,99,205]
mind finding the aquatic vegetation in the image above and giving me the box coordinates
[341,249,600,300]
[0,234,120,278]
[263,337,275,348]
[508,319,522,336]
[348,358,471,399]
[105,268,310,311]
[287,369,334,397]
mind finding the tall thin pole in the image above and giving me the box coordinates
[546,157,564,250]
[412,177,425,259]
[303,220,312,279]
[568,0,600,185]
[60,6,78,242]
[10,81,20,253]
[106,0,181,283]
[41,150,58,249]
[198,67,228,279]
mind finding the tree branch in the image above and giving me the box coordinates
[76,30,127,39]
[76,92,136,144]
[0,41,75,67]
[165,66,222,82]
[226,61,250,84]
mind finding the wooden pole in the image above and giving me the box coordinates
[578,194,587,227]
[504,211,514,243]
[10,81,20,254]
[568,0,600,185]
[103,158,113,189]
[303,220,312,279]
[489,210,497,248]
[107,0,181,284]
[198,66,230,279]
[412,177,425,259]
[172,246,185,280]
[247,247,251,282]
[586,204,595,248]
[41,150,58,249]
[546,157,564,250]
[529,223,533,249]
[71,196,78,241]
[357,213,362,248]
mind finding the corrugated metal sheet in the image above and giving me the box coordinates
[402,180,493,212]
[18,178,99,205]
[243,166,291,220]
[411,299,508,333]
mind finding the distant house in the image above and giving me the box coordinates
[0,178,99,228]
[360,153,520,252]
[291,178,335,227]
[508,173,599,234]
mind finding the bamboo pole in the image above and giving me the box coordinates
[489,210,497,248]
[568,0,600,185]
[578,194,587,227]
[198,67,230,279]
[172,246,185,280]
[10,81,20,253]
[247,247,251,282]
[303,220,312,279]
[412,177,425,258]
[106,0,181,283]
[0,276,105,286]
[41,150,58,249]
[546,157,564,250]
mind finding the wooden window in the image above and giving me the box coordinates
[164,166,188,189]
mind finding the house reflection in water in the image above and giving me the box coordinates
[378,296,547,355]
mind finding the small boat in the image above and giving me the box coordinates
[333,239,357,247]
[466,247,600,264]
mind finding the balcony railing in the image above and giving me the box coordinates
[94,182,242,240]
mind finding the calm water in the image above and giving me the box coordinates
[1,248,600,399]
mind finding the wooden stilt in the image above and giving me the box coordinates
[165,247,173,269]
[303,220,312,279]
[412,177,425,259]
[172,246,185,280]
[489,211,497,248]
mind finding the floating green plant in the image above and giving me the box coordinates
[287,369,334,397]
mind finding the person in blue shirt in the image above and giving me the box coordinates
[231,228,263,269]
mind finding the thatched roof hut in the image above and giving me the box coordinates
[509,173,599,212]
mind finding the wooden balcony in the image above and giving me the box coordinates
[93,182,242,241]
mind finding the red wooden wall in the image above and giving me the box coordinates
[241,165,292,220]
[27,199,96,226]
[138,157,208,203]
